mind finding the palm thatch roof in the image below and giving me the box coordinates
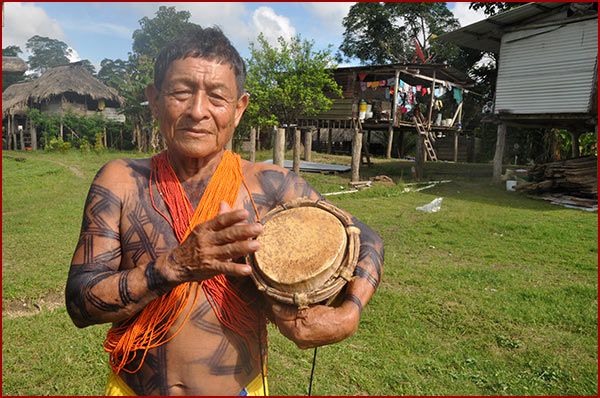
[2,61,123,117]
[2,56,28,73]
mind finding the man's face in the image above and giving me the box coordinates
[147,57,249,159]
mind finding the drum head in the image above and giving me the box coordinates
[249,198,361,307]
[254,206,347,292]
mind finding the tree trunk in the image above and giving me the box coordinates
[30,122,37,150]
[492,123,507,182]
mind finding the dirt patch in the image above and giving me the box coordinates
[2,291,65,319]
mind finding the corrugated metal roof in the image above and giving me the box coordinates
[332,63,472,86]
[437,2,568,52]
[495,18,597,115]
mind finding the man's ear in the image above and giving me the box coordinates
[233,92,250,127]
[145,84,160,119]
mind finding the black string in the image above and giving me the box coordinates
[258,314,267,396]
[308,347,318,396]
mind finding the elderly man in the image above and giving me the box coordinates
[65,26,383,396]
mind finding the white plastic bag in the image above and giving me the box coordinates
[416,197,443,213]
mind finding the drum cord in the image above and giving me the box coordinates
[308,347,318,396]
[258,314,267,396]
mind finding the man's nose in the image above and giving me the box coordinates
[188,92,209,121]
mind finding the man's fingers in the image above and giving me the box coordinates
[218,201,232,215]
[211,223,263,244]
[210,259,253,277]
[269,300,300,322]
[210,240,260,260]
[203,208,249,231]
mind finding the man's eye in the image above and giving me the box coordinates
[209,94,228,104]
[171,91,192,100]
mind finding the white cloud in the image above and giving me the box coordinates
[2,2,65,50]
[251,7,296,46]
[302,2,354,35]
[67,47,81,63]
[451,2,487,27]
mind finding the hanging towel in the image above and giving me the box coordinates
[453,88,463,103]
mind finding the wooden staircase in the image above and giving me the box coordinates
[413,114,438,162]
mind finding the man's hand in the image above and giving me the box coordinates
[267,299,360,349]
[164,201,263,284]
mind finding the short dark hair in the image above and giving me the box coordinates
[153,26,246,96]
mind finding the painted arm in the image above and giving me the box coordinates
[66,161,262,328]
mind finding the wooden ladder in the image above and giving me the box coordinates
[413,115,438,162]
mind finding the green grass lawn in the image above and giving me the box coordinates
[2,149,597,395]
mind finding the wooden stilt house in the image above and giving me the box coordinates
[298,63,474,180]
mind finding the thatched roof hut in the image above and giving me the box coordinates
[2,56,28,73]
[2,61,124,117]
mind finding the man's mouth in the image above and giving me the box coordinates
[179,128,213,136]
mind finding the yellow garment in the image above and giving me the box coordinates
[105,370,269,396]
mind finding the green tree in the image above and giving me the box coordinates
[25,35,71,75]
[339,2,460,64]
[245,33,342,129]
[132,6,196,58]
[2,45,22,56]
[78,59,96,75]
[97,58,129,90]
[119,6,202,152]
[469,2,526,17]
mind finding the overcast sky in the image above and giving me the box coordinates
[2,2,487,70]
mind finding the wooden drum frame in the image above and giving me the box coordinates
[248,198,361,308]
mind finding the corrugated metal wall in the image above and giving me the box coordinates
[495,17,597,115]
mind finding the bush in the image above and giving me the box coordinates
[45,137,72,153]
[93,132,105,152]
[79,138,91,153]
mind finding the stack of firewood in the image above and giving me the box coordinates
[516,156,597,198]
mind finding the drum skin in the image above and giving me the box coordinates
[248,198,360,308]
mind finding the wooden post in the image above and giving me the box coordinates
[492,123,507,182]
[386,69,400,159]
[274,127,285,167]
[293,127,301,174]
[415,133,424,181]
[12,116,17,150]
[304,127,313,161]
[570,131,581,158]
[427,71,436,129]
[397,130,404,158]
[19,124,25,150]
[351,123,362,182]
[103,126,107,148]
[60,121,64,140]
[249,126,256,162]
[453,131,459,162]
[7,114,12,150]
[30,122,37,150]
[327,121,332,154]
[316,126,321,152]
